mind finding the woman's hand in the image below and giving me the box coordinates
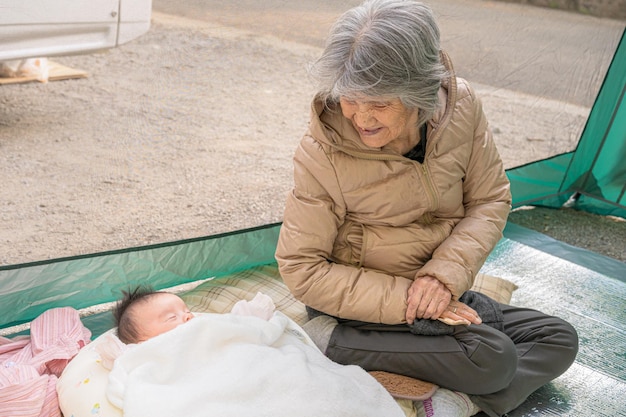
[406,276,482,326]
[406,275,452,323]
[438,300,482,326]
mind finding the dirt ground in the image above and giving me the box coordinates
[1,12,624,267]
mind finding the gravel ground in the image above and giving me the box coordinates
[1,12,624,268]
[508,206,625,262]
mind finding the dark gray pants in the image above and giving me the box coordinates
[325,304,578,417]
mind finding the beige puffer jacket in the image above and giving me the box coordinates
[276,54,511,325]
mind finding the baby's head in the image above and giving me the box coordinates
[113,286,194,344]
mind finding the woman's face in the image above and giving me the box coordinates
[339,96,419,151]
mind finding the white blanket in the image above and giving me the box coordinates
[107,311,404,417]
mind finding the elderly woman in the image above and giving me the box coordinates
[275,0,578,416]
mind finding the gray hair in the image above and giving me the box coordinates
[311,0,447,126]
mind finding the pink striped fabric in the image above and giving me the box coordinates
[0,307,91,417]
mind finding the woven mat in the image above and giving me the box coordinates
[369,371,438,401]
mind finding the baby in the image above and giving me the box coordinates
[109,287,452,417]
[104,287,405,417]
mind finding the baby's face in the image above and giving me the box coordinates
[135,293,194,342]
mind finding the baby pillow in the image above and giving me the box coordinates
[56,328,123,417]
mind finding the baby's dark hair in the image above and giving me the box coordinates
[113,285,158,344]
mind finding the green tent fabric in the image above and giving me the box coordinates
[507,28,626,218]
[0,223,281,332]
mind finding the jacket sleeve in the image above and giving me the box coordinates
[416,82,512,299]
[275,135,413,324]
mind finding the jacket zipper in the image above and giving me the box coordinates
[420,163,439,211]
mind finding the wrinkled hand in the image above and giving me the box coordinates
[438,300,482,326]
[406,275,451,323]
[406,276,481,326]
